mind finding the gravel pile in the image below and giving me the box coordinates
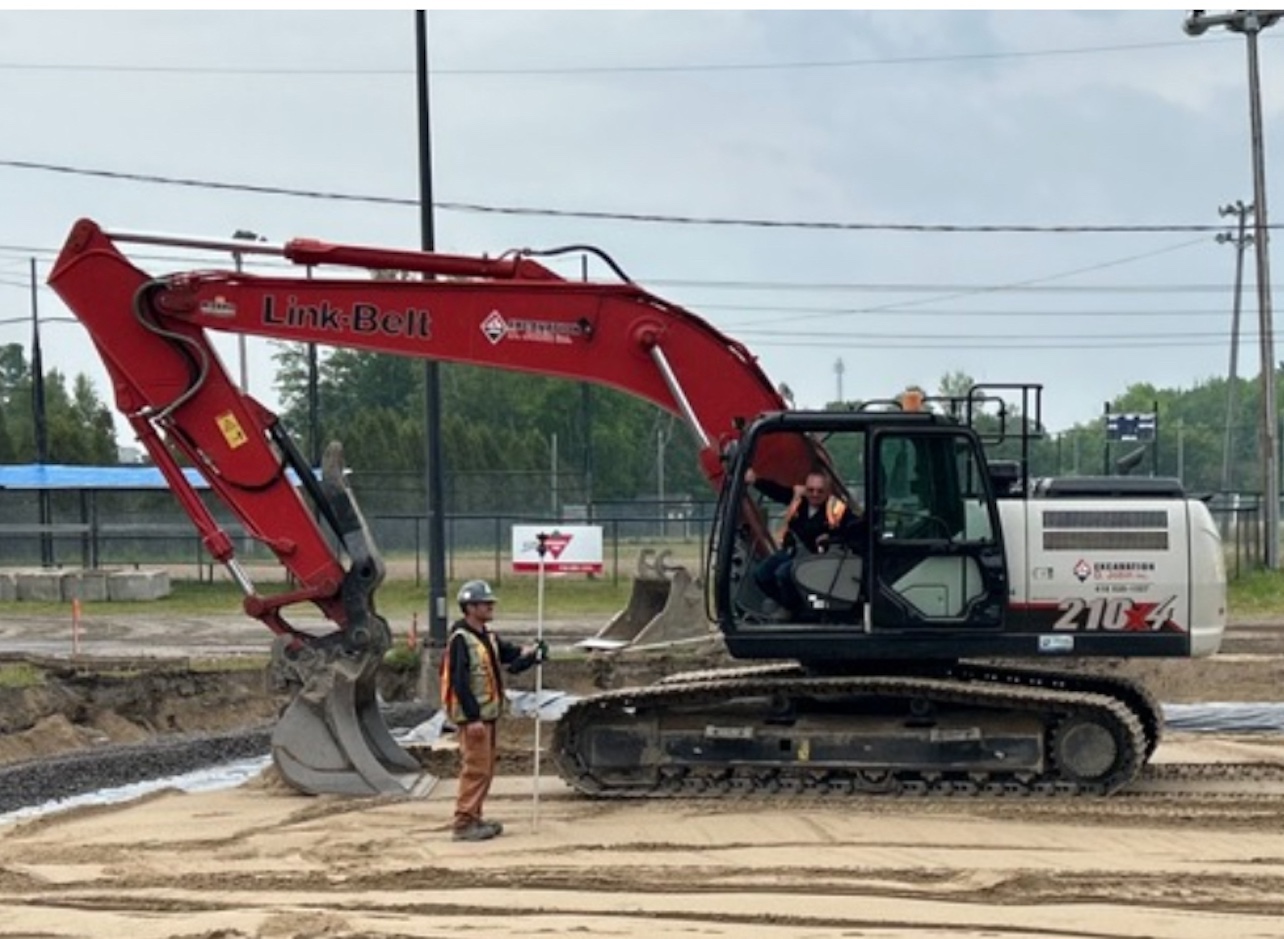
[0,701,440,816]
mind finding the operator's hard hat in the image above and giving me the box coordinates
[457,579,498,608]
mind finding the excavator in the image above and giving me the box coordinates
[48,218,1227,799]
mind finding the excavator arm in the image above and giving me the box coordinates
[47,218,812,797]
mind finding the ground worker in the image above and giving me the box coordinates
[441,579,546,842]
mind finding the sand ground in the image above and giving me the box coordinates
[1,615,1283,938]
[2,742,1283,939]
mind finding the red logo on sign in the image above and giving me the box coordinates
[542,533,572,558]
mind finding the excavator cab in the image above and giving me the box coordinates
[712,408,1009,667]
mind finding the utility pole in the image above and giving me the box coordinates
[306,266,321,467]
[1185,10,1282,567]
[231,229,265,395]
[834,357,845,404]
[416,11,449,645]
[656,417,674,538]
[30,258,52,567]
[1218,200,1253,493]
[580,254,593,513]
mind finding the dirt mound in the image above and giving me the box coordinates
[0,659,282,768]
[0,714,103,765]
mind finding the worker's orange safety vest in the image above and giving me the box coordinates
[440,625,504,722]
[777,494,848,546]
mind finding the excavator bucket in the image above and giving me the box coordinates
[269,638,437,797]
[267,443,438,798]
[577,549,715,653]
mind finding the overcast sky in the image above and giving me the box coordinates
[1,8,1279,443]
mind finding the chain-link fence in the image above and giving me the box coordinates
[0,471,1268,582]
[0,471,717,585]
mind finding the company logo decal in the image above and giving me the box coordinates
[481,310,508,344]
[480,310,584,346]
[199,296,237,318]
[261,296,431,339]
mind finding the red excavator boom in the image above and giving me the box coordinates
[47,218,809,796]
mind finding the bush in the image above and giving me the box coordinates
[382,644,422,672]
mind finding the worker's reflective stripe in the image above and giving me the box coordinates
[440,627,503,722]
[776,494,847,544]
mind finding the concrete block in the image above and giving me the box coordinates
[62,569,111,603]
[15,570,64,602]
[107,569,172,602]
[0,571,14,602]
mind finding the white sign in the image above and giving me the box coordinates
[511,525,604,574]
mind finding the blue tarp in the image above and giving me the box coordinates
[0,464,211,490]
[0,464,315,491]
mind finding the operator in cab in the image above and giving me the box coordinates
[440,580,546,842]
[747,466,864,616]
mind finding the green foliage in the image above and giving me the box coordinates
[0,343,118,464]
[272,344,705,506]
[0,662,45,689]
[1226,569,1284,616]
[382,643,422,672]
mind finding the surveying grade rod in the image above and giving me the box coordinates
[533,531,549,831]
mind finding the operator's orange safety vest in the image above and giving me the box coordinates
[777,494,848,546]
[440,625,504,722]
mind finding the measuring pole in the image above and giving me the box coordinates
[532,531,549,831]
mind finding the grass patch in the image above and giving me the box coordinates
[5,568,1284,623]
[0,662,46,689]
[1226,569,1284,617]
[0,574,636,622]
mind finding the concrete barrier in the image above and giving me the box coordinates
[107,569,171,601]
[1,567,173,602]
[61,569,111,602]
[14,569,64,602]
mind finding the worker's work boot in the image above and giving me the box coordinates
[452,820,498,842]
[482,819,504,836]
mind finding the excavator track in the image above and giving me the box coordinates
[948,661,1164,762]
[655,660,1165,760]
[552,672,1147,799]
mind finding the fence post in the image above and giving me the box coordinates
[612,518,620,586]
[494,515,503,587]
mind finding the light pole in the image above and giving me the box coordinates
[231,229,265,395]
[1185,10,1282,567]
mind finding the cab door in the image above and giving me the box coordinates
[867,428,1008,630]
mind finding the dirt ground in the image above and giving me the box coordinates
[1,614,1283,937]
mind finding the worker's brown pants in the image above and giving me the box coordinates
[454,720,498,830]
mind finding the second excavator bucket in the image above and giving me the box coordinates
[577,549,715,653]
[267,442,437,798]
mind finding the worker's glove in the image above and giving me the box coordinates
[534,639,550,663]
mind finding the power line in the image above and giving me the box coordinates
[789,237,1208,323]
[0,246,1254,294]
[753,337,1240,350]
[0,36,1251,77]
[0,159,1272,235]
[739,328,1254,341]
[710,305,1243,317]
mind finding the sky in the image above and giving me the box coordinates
[0,7,1280,445]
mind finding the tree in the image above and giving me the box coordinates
[0,352,118,464]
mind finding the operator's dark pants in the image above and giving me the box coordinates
[754,549,800,608]
[455,720,498,831]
